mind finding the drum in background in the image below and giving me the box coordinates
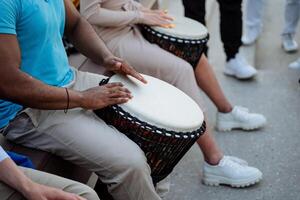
[94,74,206,184]
[141,15,209,68]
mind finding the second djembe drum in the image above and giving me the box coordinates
[142,15,209,68]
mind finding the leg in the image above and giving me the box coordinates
[182,0,208,55]
[282,0,300,35]
[195,55,233,113]
[216,0,243,61]
[0,167,99,200]
[196,117,223,165]
[4,71,161,200]
[245,0,264,27]
[242,0,265,45]
[282,0,300,52]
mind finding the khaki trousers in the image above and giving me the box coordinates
[0,167,99,200]
[3,70,161,200]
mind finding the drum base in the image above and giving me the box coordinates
[94,105,206,184]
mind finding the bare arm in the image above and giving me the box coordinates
[64,0,146,83]
[0,35,83,110]
[80,0,173,29]
[80,0,142,27]
[0,34,131,110]
[0,158,85,200]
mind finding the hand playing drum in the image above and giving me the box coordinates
[140,9,174,28]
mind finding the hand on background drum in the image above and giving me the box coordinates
[140,9,174,28]
[79,83,132,110]
[103,56,147,83]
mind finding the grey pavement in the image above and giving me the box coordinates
[165,0,300,200]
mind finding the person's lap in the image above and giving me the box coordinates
[107,28,205,110]
[3,70,158,199]
[0,167,99,200]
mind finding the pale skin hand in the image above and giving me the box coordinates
[139,8,174,27]
[0,158,86,200]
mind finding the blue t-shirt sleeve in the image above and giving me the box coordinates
[0,0,19,35]
[0,146,9,162]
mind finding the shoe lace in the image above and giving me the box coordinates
[223,157,245,173]
[226,156,248,166]
[234,106,251,121]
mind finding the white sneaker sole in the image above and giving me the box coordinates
[223,68,257,80]
[202,173,262,188]
[282,44,298,53]
[216,120,266,132]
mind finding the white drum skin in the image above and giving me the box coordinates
[151,15,208,40]
[109,74,204,132]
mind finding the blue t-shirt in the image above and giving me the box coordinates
[0,0,74,128]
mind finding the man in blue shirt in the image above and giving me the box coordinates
[0,144,99,199]
[0,0,160,200]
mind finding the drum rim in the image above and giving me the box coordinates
[110,104,206,139]
[142,25,210,44]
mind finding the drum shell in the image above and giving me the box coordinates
[94,105,206,184]
[141,26,209,68]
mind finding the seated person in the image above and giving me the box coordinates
[0,0,161,200]
[0,145,98,200]
[80,0,266,188]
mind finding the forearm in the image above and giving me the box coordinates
[66,17,115,66]
[85,8,142,27]
[0,158,34,197]
[0,69,83,110]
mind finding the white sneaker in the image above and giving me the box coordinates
[224,54,257,79]
[282,33,298,53]
[202,156,262,188]
[288,58,300,70]
[216,106,267,131]
[242,25,262,45]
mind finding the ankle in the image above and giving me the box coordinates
[218,106,233,114]
[204,153,223,166]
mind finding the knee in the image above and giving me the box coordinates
[177,61,195,80]
[118,150,150,175]
[81,186,100,200]
[69,182,100,200]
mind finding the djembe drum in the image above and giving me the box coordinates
[94,74,206,183]
[141,15,209,68]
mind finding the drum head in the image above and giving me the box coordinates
[151,15,208,40]
[109,74,204,132]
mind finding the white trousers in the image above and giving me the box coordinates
[283,0,300,35]
[245,0,265,28]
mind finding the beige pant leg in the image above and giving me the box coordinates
[4,70,161,200]
[0,167,99,200]
[109,30,205,111]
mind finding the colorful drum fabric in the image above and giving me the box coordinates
[142,15,209,68]
[94,74,206,183]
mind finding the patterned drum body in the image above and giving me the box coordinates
[94,74,206,183]
[141,16,209,68]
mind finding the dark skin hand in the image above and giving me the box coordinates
[0,0,145,111]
